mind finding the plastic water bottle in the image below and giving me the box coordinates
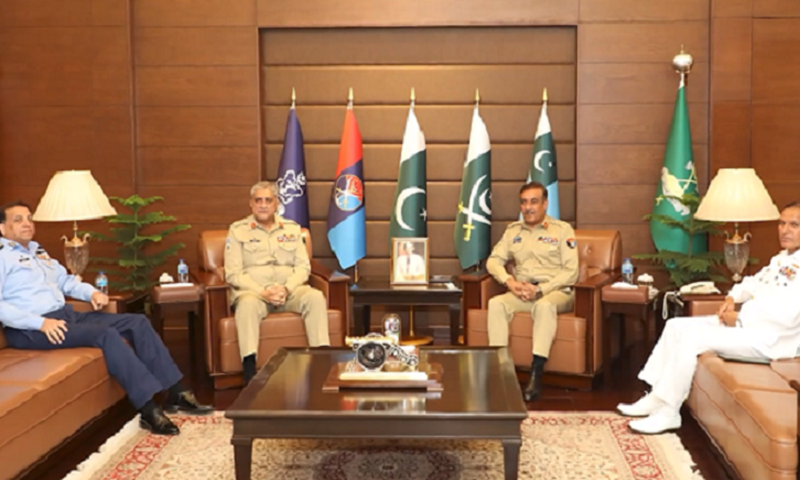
[177,259,189,283]
[622,258,634,284]
[95,271,109,295]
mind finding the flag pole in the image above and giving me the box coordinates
[410,87,415,108]
[291,87,296,109]
[348,86,357,284]
[475,87,480,107]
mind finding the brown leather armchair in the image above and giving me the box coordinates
[197,228,350,389]
[461,230,622,390]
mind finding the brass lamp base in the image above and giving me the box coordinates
[62,221,91,281]
[724,223,751,283]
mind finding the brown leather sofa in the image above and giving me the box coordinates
[684,297,799,480]
[197,228,350,389]
[0,301,125,480]
[462,230,622,389]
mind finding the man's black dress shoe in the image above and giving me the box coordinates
[523,358,546,402]
[164,390,214,415]
[140,407,180,435]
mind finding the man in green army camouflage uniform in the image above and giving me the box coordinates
[486,181,579,402]
[225,181,329,384]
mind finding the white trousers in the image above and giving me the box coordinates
[639,315,773,411]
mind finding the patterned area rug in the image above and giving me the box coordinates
[63,411,704,480]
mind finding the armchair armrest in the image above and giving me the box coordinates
[309,259,350,336]
[460,271,492,284]
[197,269,231,374]
[574,272,617,290]
[573,271,618,322]
[310,259,350,284]
[460,270,506,311]
[196,270,227,291]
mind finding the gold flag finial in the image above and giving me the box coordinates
[411,87,415,102]
[475,88,480,104]
[347,87,353,109]
[673,45,694,79]
[291,87,296,109]
[543,88,548,102]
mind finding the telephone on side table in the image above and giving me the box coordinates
[679,281,721,295]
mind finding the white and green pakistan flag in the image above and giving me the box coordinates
[527,89,559,218]
[389,103,427,240]
[454,105,492,270]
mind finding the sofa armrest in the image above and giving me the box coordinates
[66,299,119,314]
[681,294,726,316]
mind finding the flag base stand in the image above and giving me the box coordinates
[399,306,433,347]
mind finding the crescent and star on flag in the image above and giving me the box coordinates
[393,87,428,232]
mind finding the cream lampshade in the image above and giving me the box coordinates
[695,168,780,282]
[33,171,117,280]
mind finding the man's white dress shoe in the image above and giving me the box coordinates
[617,392,664,417]
[628,407,682,434]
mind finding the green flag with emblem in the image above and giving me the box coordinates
[389,95,427,241]
[526,88,560,218]
[454,99,492,270]
[650,78,707,254]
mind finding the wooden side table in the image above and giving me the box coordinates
[350,277,463,345]
[601,284,656,387]
[150,284,205,368]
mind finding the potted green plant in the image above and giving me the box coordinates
[86,195,191,292]
[633,193,727,287]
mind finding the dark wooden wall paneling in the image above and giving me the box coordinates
[4,0,797,288]
[576,2,711,260]
[132,0,260,269]
[708,0,800,269]
[0,0,134,261]
[261,28,577,276]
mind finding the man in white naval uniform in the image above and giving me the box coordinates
[618,201,800,434]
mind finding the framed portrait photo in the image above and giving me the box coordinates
[390,237,429,285]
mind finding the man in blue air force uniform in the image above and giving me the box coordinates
[0,201,212,435]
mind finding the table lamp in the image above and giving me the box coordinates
[695,168,779,282]
[32,171,117,281]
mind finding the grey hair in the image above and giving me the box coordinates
[250,181,278,198]
[783,200,800,211]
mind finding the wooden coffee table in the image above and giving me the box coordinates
[225,346,527,480]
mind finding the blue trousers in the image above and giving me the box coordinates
[3,306,183,409]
